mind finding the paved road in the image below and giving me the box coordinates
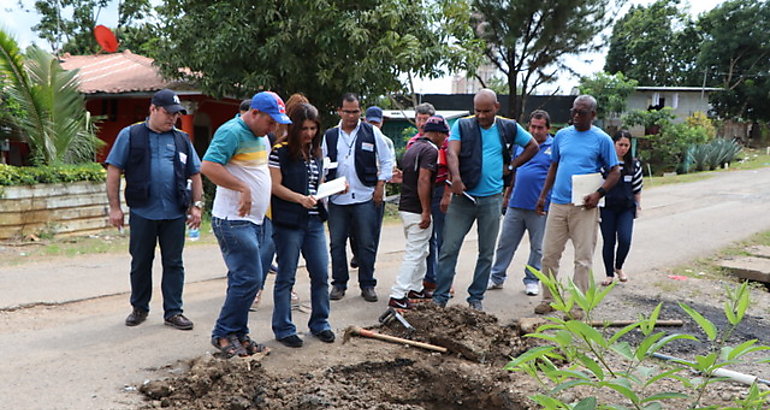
[2,167,770,409]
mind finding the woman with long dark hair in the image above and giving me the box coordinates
[269,103,334,347]
[600,130,643,286]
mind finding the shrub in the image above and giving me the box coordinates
[0,163,105,186]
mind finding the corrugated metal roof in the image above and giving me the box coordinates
[59,50,172,94]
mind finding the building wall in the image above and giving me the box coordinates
[625,90,714,135]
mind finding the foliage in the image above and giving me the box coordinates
[154,0,480,118]
[578,72,638,120]
[0,29,102,165]
[699,0,770,122]
[604,0,702,86]
[506,268,770,409]
[623,107,676,131]
[0,163,105,186]
[685,112,716,139]
[684,138,743,173]
[27,0,153,55]
[459,0,620,121]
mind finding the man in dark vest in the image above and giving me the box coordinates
[106,88,202,330]
[323,93,394,303]
[432,89,538,311]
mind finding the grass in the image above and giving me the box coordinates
[644,146,770,187]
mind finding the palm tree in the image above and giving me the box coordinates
[0,29,101,165]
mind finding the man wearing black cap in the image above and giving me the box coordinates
[106,88,202,330]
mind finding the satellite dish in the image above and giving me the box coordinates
[94,25,119,53]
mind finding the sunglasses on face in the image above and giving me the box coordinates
[570,108,591,117]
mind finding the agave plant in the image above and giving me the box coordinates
[0,29,101,165]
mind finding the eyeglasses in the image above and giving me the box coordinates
[159,107,182,117]
[340,109,360,115]
[570,108,591,117]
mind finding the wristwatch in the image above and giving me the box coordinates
[193,200,204,209]
[596,187,607,197]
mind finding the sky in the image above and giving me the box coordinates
[2,0,726,94]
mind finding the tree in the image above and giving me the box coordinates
[604,0,702,86]
[0,29,101,165]
[459,0,620,121]
[578,72,638,120]
[28,0,154,55]
[153,0,481,118]
[698,0,770,121]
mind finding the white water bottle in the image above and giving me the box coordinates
[188,226,200,241]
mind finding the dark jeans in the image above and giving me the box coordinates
[259,216,275,289]
[600,206,635,277]
[328,200,378,290]
[349,201,385,262]
[128,212,186,319]
[211,218,264,339]
[272,217,331,339]
[424,184,446,284]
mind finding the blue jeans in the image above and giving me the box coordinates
[211,217,264,339]
[349,201,385,263]
[128,212,186,319]
[424,184,446,284]
[600,206,635,277]
[328,200,378,290]
[490,207,546,286]
[433,193,502,305]
[272,217,331,339]
[259,216,275,289]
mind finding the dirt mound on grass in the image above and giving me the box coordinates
[138,306,536,409]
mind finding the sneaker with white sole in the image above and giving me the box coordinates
[525,283,539,296]
[487,281,504,290]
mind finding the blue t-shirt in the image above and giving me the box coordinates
[105,124,201,220]
[509,135,553,211]
[449,119,533,197]
[551,125,618,205]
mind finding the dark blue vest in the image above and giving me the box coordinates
[457,117,519,190]
[270,143,328,228]
[323,122,378,186]
[604,159,640,209]
[124,122,194,211]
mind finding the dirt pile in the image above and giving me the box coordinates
[138,306,536,409]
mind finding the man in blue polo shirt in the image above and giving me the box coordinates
[534,95,620,319]
[487,110,554,296]
[106,88,202,330]
[432,89,538,311]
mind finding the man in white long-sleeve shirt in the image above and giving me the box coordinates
[322,93,394,302]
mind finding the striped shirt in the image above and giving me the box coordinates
[269,146,321,215]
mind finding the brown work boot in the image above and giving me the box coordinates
[164,314,194,330]
[534,301,555,315]
[125,308,148,327]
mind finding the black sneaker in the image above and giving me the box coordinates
[330,286,346,301]
[125,308,148,327]
[277,334,303,348]
[407,290,430,300]
[164,314,194,330]
[361,287,378,302]
[314,330,335,343]
[388,297,413,309]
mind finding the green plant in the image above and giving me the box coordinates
[684,139,742,173]
[506,268,770,409]
[0,29,102,165]
[0,163,105,186]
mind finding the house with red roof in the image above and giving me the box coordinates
[59,50,240,161]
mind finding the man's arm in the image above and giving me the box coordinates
[201,160,252,217]
[106,164,124,229]
[417,167,433,229]
[187,173,203,229]
[372,127,394,205]
[446,139,465,195]
[535,162,558,215]
[509,139,538,169]
[584,165,620,209]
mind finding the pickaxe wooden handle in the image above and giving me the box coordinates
[346,326,447,353]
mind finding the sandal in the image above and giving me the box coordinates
[615,268,628,282]
[601,276,614,286]
[211,334,248,359]
[238,334,270,356]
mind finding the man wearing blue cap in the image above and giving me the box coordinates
[106,88,202,331]
[201,91,291,358]
[323,93,394,303]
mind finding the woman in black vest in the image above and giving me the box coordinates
[600,130,643,286]
[269,103,334,347]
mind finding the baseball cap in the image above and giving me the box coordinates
[151,89,187,114]
[423,115,449,134]
[250,91,291,124]
[365,106,384,123]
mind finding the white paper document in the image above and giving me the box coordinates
[571,173,605,207]
[315,176,347,200]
